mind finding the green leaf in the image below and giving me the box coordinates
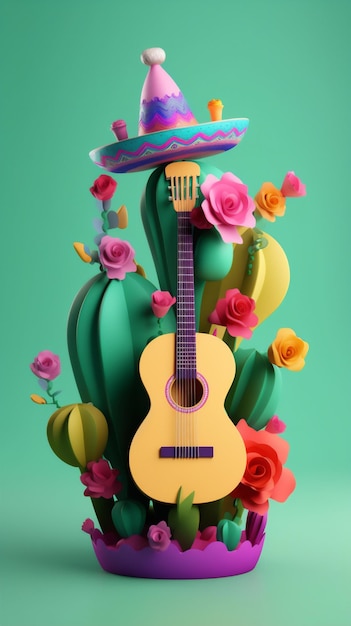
[168,487,200,551]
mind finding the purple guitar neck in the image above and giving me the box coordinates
[176,211,196,381]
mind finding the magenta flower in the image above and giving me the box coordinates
[190,206,213,230]
[200,172,256,243]
[81,518,95,536]
[80,459,122,499]
[280,171,306,197]
[245,512,267,546]
[265,415,286,434]
[151,291,176,318]
[99,236,136,280]
[147,521,171,551]
[208,288,258,339]
[90,175,117,201]
[30,350,61,380]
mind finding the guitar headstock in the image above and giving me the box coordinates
[165,161,201,213]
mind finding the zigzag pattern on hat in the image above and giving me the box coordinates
[139,93,198,135]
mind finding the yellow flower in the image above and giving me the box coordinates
[268,328,309,371]
[30,394,47,404]
[117,204,128,229]
[255,182,286,222]
[73,242,92,263]
[135,263,146,278]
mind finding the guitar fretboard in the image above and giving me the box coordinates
[176,212,196,381]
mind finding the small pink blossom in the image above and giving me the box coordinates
[200,172,256,243]
[147,521,171,551]
[30,350,61,380]
[265,415,286,434]
[82,518,95,535]
[90,175,117,201]
[151,291,176,318]
[208,288,258,339]
[280,171,306,197]
[99,236,136,280]
[80,459,122,499]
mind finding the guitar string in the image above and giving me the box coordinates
[174,172,199,459]
[186,174,196,459]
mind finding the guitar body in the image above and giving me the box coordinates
[129,332,247,504]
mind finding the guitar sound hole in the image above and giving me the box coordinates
[170,377,204,408]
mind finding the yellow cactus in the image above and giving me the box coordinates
[47,403,109,469]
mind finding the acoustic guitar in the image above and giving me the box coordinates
[129,161,246,504]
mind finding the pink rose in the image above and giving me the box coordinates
[80,459,122,499]
[90,175,117,201]
[99,236,136,280]
[231,419,296,515]
[200,172,256,243]
[208,288,258,339]
[151,291,176,318]
[280,171,306,197]
[147,521,171,551]
[30,350,61,380]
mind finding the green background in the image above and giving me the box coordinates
[1,0,350,624]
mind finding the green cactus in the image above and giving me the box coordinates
[111,499,147,537]
[46,403,109,469]
[216,518,242,551]
[225,348,282,430]
[67,270,176,499]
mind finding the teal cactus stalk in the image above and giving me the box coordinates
[111,499,147,537]
[225,348,282,430]
[216,518,242,551]
[67,270,176,499]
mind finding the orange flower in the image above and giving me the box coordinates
[30,394,47,404]
[254,182,286,222]
[268,328,309,371]
[73,242,92,263]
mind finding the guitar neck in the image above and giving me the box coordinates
[176,211,196,381]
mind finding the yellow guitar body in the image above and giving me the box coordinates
[129,332,247,504]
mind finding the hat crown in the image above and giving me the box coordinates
[138,47,198,136]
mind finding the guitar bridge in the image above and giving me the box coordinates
[160,446,213,459]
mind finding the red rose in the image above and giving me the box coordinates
[90,175,117,201]
[208,288,258,339]
[231,420,296,515]
[80,459,122,499]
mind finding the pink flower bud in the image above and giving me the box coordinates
[280,171,306,197]
[151,291,176,318]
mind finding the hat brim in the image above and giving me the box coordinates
[89,119,249,174]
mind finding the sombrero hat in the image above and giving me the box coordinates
[89,48,249,174]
